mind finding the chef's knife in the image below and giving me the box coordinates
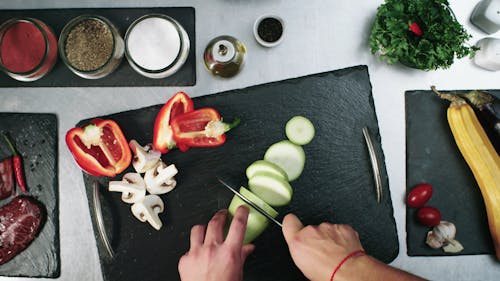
[217,177,283,228]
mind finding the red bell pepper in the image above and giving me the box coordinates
[153,92,194,153]
[170,108,240,147]
[66,118,132,177]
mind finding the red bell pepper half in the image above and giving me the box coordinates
[153,92,194,153]
[66,118,132,177]
[170,108,240,147]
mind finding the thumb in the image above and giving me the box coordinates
[282,213,304,244]
[241,244,255,263]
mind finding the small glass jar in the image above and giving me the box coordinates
[59,15,124,79]
[0,17,58,82]
[125,14,190,79]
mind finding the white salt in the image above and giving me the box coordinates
[126,17,181,71]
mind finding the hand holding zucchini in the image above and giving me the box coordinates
[432,86,500,260]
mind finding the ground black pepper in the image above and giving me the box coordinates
[65,19,113,71]
[257,17,283,43]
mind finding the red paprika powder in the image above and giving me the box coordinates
[0,18,58,81]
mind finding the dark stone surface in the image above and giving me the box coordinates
[0,113,59,278]
[81,65,398,281]
[0,7,196,87]
[405,90,500,257]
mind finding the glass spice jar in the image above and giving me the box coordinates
[59,15,124,79]
[0,17,58,82]
[125,14,190,79]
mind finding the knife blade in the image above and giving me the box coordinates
[217,177,282,228]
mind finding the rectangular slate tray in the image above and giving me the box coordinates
[80,65,398,281]
[0,113,59,278]
[0,7,195,87]
[405,90,500,257]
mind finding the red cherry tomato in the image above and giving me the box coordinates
[407,183,433,208]
[417,206,441,227]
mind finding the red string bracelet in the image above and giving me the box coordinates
[330,250,366,281]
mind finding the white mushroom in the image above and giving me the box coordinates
[144,161,178,195]
[129,140,161,173]
[131,195,164,230]
[108,173,146,204]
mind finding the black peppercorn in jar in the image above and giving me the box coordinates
[253,15,285,47]
[59,15,124,79]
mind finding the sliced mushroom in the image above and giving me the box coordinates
[144,161,178,195]
[108,173,146,204]
[129,140,162,174]
[131,195,164,230]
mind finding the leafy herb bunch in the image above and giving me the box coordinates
[369,0,477,70]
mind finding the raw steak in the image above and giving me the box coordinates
[0,157,14,200]
[0,196,45,265]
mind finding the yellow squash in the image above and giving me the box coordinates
[433,87,500,260]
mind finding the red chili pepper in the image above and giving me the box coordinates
[170,108,240,147]
[65,118,132,177]
[153,92,194,153]
[2,134,27,193]
[409,22,423,37]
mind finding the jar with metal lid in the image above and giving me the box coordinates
[0,17,58,82]
[59,15,124,79]
[125,14,190,79]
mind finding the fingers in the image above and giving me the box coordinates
[282,213,304,244]
[204,209,228,244]
[190,225,206,249]
[225,205,250,248]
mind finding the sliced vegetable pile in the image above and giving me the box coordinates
[432,86,500,260]
[227,116,315,243]
[65,92,239,230]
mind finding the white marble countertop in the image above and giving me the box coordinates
[1,0,500,280]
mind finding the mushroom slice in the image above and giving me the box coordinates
[131,195,164,230]
[108,173,146,204]
[144,161,178,195]
[129,140,162,174]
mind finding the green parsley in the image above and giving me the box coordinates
[369,0,478,70]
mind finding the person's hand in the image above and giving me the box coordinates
[178,206,255,281]
[282,214,365,281]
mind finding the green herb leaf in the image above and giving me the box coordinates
[369,0,476,70]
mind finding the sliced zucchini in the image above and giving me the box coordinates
[248,172,293,207]
[246,160,288,181]
[285,116,315,145]
[228,187,278,244]
[264,140,305,181]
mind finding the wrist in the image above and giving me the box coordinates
[331,252,372,281]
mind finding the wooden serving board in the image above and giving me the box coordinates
[80,66,398,281]
[405,90,500,257]
[0,113,59,278]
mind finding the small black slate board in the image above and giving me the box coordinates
[405,90,500,257]
[0,7,195,87]
[0,113,59,277]
[81,66,398,281]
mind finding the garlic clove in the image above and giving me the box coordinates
[426,230,445,249]
[442,239,464,253]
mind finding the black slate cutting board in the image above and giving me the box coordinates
[81,65,398,281]
[406,90,500,257]
[0,7,195,87]
[0,113,59,277]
